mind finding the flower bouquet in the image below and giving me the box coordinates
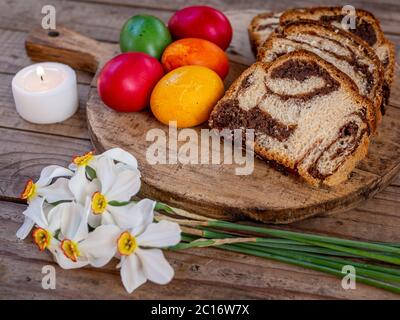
[16,148,400,294]
[16,148,181,293]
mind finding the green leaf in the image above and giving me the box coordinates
[85,165,97,180]
[154,202,174,213]
[108,200,132,206]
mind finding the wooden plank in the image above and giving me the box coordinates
[65,0,400,35]
[1,200,398,299]
[0,128,91,201]
[0,0,399,47]
[74,0,400,11]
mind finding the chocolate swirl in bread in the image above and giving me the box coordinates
[257,20,383,131]
[209,51,373,186]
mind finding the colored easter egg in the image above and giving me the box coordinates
[120,15,172,59]
[98,52,164,112]
[150,65,224,128]
[161,38,229,79]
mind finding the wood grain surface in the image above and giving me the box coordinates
[0,0,399,299]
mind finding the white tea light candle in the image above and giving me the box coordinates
[12,62,78,124]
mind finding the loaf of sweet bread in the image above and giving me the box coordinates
[257,20,384,130]
[249,7,395,109]
[209,51,373,186]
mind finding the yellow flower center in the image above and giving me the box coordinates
[73,151,94,167]
[61,239,80,262]
[117,231,138,256]
[32,228,51,251]
[21,179,37,201]
[91,192,107,214]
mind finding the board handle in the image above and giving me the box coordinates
[25,26,118,74]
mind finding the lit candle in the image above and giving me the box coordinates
[12,62,78,124]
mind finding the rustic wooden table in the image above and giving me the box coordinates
[0,0,399,300]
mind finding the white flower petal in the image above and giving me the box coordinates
[23,197,47,229]
[129,199,156,236]
[86,179,101,197]
[58,202,88,241]
[73,199,91,242]
[54,249,89,269]
[36,165,73,187]
[46,203,67,233]
[79,224,120,267]
[136,248,174,285]
[58,202,82,239]
[106,204,137,229]
[96,157,118,195]
[120,255,147,293]
[37,178,74,203]
[101,211,117,225]
[106,199,153,229]
[48,237,61,254]
[68,167,89,204]
[68,163,78,171]
[102,148,138,170]
[16,217,35,239]
[89,256,114,268]
[137,220,181,248]
[88,211,102,229]
[106,169,141,202]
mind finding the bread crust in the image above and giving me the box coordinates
[248,12,281,56]
[280,6,386,47]
[209,50,373,186]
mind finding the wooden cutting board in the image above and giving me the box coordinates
[24,13,400,224]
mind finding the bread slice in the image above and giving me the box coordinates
[248,12,282,55]
[209,51,373,186]
[280,7,395,109]
[257,20,384,130]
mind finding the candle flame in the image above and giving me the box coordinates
[36,66,45,81]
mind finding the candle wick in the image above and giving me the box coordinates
[40,75,44,81]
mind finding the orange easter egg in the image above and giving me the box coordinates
[161,38,229,79]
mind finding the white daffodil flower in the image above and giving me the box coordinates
[90,199,181,293]
[68,148,140,206]
[17,197,62,253]
[53,201,121,269]
[86,157,141,228]
[117,219,181,293]
[16,165,74,239]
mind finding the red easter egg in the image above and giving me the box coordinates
[97,52,164,112]
[168,6,233,50]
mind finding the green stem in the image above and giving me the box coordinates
[235,243,400,284]
[174,235,400,293]
[220,244,400,294]
[208,221,400,257]
[298,252,400,276]
[199,228,359,257]
[178,234,400,282]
